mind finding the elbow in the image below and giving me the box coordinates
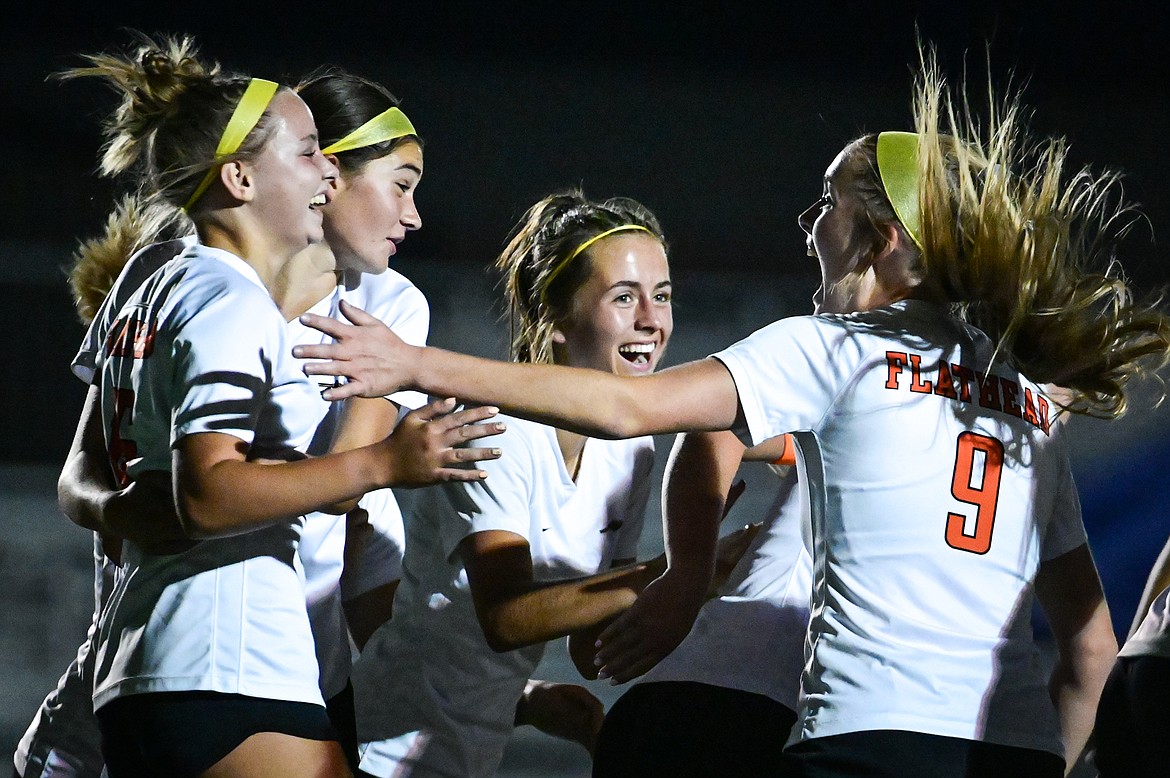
[1084,629,1121,679]
[176,495,226,540]
[57,467,101,532]
[477,608,528,653]
[598,410,652,441]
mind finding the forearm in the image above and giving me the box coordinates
[176,442,389,538]
[413,348,737,439]
[661,431,745,592]
[1049,602,1118,772]
[324,397,400,514]
[479,557,665,652]
[1036,544,1119,772]
[59,451,118,533]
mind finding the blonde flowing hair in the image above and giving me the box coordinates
[851,48,1170,418]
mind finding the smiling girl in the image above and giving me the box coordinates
[349,191,678,778]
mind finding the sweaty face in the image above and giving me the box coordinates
[246,90,338,254]
[324,140,424,275]
[796,148,875,314]
[553,233,673,376]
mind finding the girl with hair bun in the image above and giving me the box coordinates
[50,34,500,778]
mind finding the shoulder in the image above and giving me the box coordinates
[341,268,428,316]
[164,249,281,331]
[491,413,551,454]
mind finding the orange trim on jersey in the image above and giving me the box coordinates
[772,433,797,467]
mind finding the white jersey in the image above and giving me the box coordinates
[352,415,654,778]
[636,465,812,712]
[712,300,1086,757]
[1120,586,1170,659]
[92,243,326,710]
[288,266,429,699]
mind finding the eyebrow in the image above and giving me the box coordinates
[608,279,672,291]
[396,163,423,175]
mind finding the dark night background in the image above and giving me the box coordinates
[2,2,1168,773]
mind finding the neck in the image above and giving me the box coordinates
[197,219,305,296]
[272,243,341,320]
[555,428,588,482]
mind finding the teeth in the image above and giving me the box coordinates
[619,344,655,354]
[311,194,327,206]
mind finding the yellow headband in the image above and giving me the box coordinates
[320,107,417,155]
[876,131,923,250]
[540,224,654,301]
[183,78,280,212]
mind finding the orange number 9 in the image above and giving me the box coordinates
[945,431,1004,554]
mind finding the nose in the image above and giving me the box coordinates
[635,294,665,332]
[402,193,422,232]
[797,202,817,234]
[318,150,339,182]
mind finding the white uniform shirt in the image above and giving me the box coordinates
[287,266,429,699]
[1120,586,1170,659]
[636,466,812,712]
[92,244,326,710]
[712,300,1086,757]
[352,415,654,778]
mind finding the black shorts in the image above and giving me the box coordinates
[96,691,337,778]
[1092,654,1170,777]
[592,680,799,777]
[786,729,1064,778]
[326,681,359,775]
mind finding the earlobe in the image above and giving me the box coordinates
[551,329,566,345]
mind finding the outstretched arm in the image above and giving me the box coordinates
[1035,543,1119,774]
[295,300,741,438]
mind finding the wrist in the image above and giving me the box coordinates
[410,344,434,395]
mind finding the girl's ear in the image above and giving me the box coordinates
[219,160,254,203]
[872,221,913,262]
[550,328,567,345]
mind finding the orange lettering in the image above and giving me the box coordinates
[886,351,908,390]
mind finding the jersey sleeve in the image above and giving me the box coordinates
[169,282,288,447]
[427,418,538,561]
[1039,452,1089,562]
[712,315,865,446]
[72,238,190,384]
